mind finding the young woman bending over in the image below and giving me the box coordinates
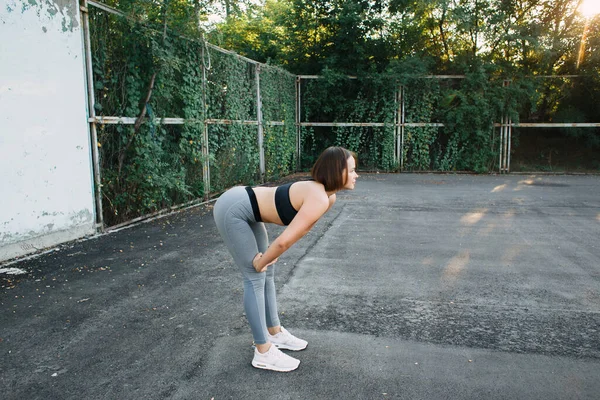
[213,147,358,372]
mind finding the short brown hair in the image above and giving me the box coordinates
[310,147,357,192]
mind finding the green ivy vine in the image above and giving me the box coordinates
[89,6,558,227]
[90,8,297,226]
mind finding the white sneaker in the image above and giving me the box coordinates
[268,327,308,351]
[251,344,300,372]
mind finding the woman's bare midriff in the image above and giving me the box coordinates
[252,181,311,225]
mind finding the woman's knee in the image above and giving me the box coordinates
[243,271,266,287]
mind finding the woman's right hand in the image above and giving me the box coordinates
[253,252,278,273]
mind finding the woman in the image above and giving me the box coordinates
[213,146,358,372]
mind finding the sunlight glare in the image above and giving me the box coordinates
[515,179,534,191]
[442,250,470,285]
[461,209,487,226]
[492,184,507,193]
[580,0,600,18]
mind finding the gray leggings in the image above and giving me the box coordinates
[213,186,280,344]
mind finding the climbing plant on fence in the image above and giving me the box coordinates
[87,3,598,228]
[300,70,397,171]
[205,48,258,191]
[298,65,535,173]
[436,71,507,173]
[89,7,297,226]
[400,76,443,172]
[260,66,297,180]
[91,10,196,225]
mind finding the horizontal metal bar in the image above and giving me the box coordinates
[300,122,386,127]
[298,75,358,79]
[206,118,256,126]
[91,117,285,126]
[206,119,285,126]
[298,74,582,81]
[299,122,445,127]
[300,122,600,128]
[92,116,187,124]
[528,75,581,78]
[422,75,466,79]
[203,45,295,78]
[92,117,598,128]
[297,75,466,80]
[403,123,445,127]
[206,119,284,126]
[494,123,600,128]
[205,43,259,66]
[88,0,122,16]
[301,122,599,128]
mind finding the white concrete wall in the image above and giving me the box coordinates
[0,0,96,262]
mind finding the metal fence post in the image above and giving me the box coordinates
[256,65,265,182]
[201,42,210,198]
[500,79,512,173]
[499,114,505,173]
[80,0,104,230]
[506,83,512,173]
[296,76,302,172]
[394,86,398,166]
[399,85,405,171]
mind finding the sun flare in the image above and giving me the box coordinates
[580,0,600,18]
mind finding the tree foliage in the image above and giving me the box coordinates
[210,0,598,167]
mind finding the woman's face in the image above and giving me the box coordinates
[343,156,359,190]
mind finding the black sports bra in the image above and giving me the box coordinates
[274,182,298,225]
[246,179,315,226]
[245,182,301,226]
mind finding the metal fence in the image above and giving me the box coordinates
[80,1,600,230]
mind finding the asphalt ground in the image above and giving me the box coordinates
[1,173,599,400]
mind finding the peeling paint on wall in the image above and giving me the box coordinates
[0,0,95,262]
[0,209,93,243]
[5,0,79,32]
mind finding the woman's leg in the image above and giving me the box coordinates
[250,222,281,330]
[213,188,300,372]
[228,221,270,344]
[248,221,307,351]
[213,190,269,345]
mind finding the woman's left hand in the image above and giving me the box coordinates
[252,252,278,273]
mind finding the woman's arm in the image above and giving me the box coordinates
[253,191,330,272]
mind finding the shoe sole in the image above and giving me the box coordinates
[252,342,308,351]
[272,343,308,351]
[251,360,300,372]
